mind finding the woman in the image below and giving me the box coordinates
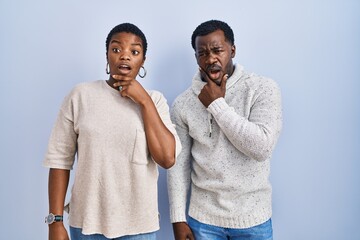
[43,23,181,240]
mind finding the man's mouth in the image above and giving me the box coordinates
[206,65,222,81]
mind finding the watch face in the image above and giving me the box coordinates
[46,213,55,224]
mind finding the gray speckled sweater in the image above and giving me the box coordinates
[168,64,282,228]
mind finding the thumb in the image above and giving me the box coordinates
[220,74,229,90]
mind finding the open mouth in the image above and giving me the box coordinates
[117,64,132,74]
[207,66,222,81]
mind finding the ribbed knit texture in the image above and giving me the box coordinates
[168,64,282,228]
[43,80,181,238]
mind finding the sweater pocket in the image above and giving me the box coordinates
[131,129,150,165]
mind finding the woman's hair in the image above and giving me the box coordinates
[191,20,234,50]
[106,23,148,58]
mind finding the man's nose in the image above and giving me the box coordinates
[205,52,217,64]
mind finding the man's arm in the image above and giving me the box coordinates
[167,100,194,239]
[208,79,282,161]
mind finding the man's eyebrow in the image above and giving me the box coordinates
[196,46,207,51]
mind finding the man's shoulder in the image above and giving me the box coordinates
[242,72,280,91]
[173,87,194,102]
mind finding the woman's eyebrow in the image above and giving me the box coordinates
[131,43,142,48]
[110,39,142,48]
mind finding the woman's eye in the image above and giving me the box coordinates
[132,50,140,55]
[112,48,120,53]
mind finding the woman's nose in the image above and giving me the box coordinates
[120,52,130,60]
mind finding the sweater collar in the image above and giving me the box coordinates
[191,63,244,95]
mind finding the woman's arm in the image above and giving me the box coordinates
[139,96,176,169]
[112,76,176,169]
[48,168,70,240]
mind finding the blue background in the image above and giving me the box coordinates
[0,0,359,239]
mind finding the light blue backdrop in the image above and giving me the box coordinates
[0,0,359,239]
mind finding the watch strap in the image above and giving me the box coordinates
[54,215,63,222]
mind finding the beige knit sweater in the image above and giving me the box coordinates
[43,80,181,238]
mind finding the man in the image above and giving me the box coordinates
[168,20,282,240]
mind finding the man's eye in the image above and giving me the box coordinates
[197,52,206,57]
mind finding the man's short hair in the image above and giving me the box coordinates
[191,20,235,50]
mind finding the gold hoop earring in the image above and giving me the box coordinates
[138,66,147,78]
[106,63,110,74]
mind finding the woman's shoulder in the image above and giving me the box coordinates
[147,89,167,103]
[72,80,102,91]
[67,80,103,96]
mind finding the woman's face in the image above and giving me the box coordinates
[107,32,145,79]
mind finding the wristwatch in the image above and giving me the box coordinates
[45,213,63,224]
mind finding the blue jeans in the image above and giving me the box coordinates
[69,227,157,240]
[188,217,273,240]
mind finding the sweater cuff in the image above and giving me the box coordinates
[207,97,228,116]
[170,209,188,223]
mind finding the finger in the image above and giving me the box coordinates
[120,89,128,97]
[206,75,217,87]
[220,73,229,90]
[112,82,124,91]
[222,73,229,81]
[188,233,195,240]
[113,80,132,88]
[112,75,133,81]
[199,67,211,83]
[112,82,125,91]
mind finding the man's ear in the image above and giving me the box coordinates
[231,45,236,58]
[195,53,200,65]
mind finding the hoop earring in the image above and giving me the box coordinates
[106,63,110,74]
[138,66,147,78]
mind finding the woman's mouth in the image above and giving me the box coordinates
[117,64,132,75]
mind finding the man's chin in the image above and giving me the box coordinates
[211,79,222,86]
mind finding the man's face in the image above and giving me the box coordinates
[195,29,235,84]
